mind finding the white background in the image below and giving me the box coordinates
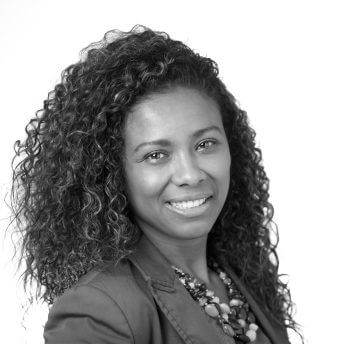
[0,1,343,343]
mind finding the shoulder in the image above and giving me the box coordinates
[77,258,156,311]
[77,258,146,300]
[44,259,157,344]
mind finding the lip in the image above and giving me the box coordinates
[165,196,213,218]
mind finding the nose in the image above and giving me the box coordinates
[171,153,205,187]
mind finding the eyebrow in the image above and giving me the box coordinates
[133,125,223,153]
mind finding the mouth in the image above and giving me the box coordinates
[169,197,208,210]
[165,196,213,216]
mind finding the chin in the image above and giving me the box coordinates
[169,222,214,240]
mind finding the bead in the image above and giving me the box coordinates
[220,302,230,314]
[206,290,214,297]
[198,297,207,306]
[229,307,237,316]
[231,321,242,330]
[224,278,232,284]
[249,323,258,331]
[189,282,195,288]
[219,271,226,279]
[246,329,257,342]
[229,299,244,307]
[247,312,256,323]
[222,313,229,321]
[235,334,251,343]
[180,278,186,285]
[205,304,219,317]
[223,324,235,336]
[238,319,246,327]
[239,308,247,319]
[212,296,220,303]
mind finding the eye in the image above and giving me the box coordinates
[144,151,168,163]
[197,139,217,152]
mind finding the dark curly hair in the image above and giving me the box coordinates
[11,25,300,338]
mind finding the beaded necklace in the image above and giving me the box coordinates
[172,261,259,343]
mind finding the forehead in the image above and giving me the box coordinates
[124,87,223,145]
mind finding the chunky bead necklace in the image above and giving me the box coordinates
[172,261,259,343]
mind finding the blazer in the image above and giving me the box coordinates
[44,235,290,344]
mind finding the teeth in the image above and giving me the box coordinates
[170,198,206,209]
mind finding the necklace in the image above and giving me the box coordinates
[172,261,259,343]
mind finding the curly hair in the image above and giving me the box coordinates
[11,25,299,337]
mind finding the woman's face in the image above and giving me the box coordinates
[124,87,231,244]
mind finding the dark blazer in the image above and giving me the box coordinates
[44,235,290,344]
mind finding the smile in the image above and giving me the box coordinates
[170,198,207,209]
[165,196,212,217]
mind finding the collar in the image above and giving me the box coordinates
[128,234,177,291]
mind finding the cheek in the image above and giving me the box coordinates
[206,149,231,180]
[213,150,231,193]
[223,153,231,180]
[218,166,231,193]
[127,168,167,202]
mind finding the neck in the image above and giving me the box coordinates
[143,232,211,285]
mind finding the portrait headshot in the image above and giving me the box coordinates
[0,1,342,344]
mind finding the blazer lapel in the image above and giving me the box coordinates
[129,235,234,344]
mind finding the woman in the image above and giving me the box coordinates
[12,26,300,343]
